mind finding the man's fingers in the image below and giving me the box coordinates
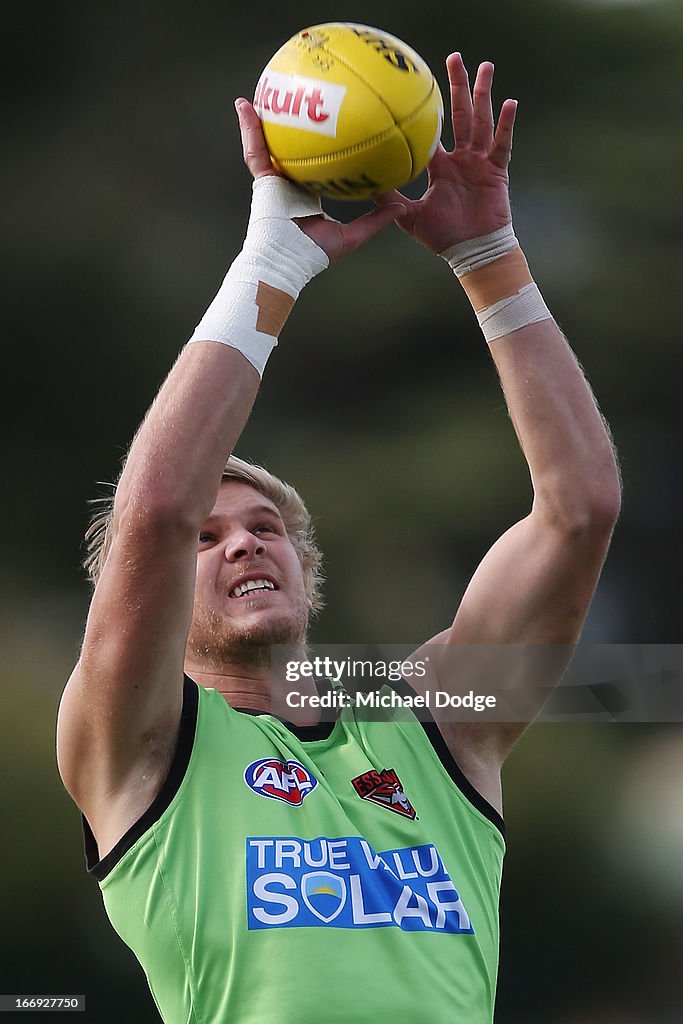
[338,203,405,257]
[490,98,517,169]
[446,52,472,148]
[234,98,277,179]
[374,189,409,208]
[470,62,495,153]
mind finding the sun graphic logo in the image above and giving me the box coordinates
[301,872,347,923]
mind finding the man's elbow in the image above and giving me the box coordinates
[579,467,622,532]
[590,477,622,529]
[538,469,622,538]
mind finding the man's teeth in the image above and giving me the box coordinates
[230,579,276,599]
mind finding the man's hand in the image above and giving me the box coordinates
[376,54,517,253]
[235,98,402,261]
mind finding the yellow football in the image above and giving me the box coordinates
[253,23,444,200]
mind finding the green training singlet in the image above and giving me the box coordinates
[83,677,505,1023]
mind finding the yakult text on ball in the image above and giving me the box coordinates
[254,70,347,137]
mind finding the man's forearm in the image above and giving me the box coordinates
[486,313,621,530]
[112,174,330,533]
[443,225,621,529]
[114,342,260,529]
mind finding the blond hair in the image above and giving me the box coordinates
[82,455,324,615]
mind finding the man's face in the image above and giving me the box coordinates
[187,481,310,667]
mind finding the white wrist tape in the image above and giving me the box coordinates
[440,223,519,276]
[440,224,552,343]
[189,176,329,375]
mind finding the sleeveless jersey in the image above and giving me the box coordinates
[83,677,505,1023]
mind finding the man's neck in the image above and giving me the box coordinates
[184,660,323,726]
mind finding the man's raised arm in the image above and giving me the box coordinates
[383,56,621,769]
[56,99,400,842]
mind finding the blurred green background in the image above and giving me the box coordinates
[2,0,681,1020]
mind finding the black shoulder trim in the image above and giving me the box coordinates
[390,677,505,838]
[83,674,200,882]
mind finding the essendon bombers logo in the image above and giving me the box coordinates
[351,768,416,819]
[245,758,318,806]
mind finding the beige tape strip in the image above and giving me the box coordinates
[256,281,296,337]
[460,249,533,312]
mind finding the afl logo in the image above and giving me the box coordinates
[244,758,318,806]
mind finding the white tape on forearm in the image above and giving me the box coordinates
[478,282,552,342]
[189,176,329,375]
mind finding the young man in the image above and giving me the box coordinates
[57,54,620,1023]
